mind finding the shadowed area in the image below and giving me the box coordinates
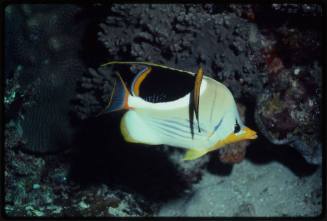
[69,112,190,202]
[243,100,319,177]
[245,138,318,177]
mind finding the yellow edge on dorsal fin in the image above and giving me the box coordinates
[100,60,195,76]
[182,148,208,161]
[132,67,152,96]
[193,66,204,132]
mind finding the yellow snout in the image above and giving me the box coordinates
[242,127,258,140]
[208,127,257,152]
[224,127,257,146]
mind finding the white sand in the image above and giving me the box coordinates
[158,159,322,217]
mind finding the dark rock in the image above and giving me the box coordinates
[255,65,321,164]
[5,4,88,153]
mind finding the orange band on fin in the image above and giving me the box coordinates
[132,67,152,96]
[194,66,204,132]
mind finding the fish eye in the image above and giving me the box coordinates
[234,121,241,134]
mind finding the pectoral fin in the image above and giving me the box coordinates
[182,148,208,161]
[193,66,204,132]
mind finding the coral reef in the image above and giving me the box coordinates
[4,4,157,217]
[5,4,87,153]
[75,3,267,119]
[4,3,322,218]
[97,4,266,100]
[255,64,322,164]
[5,153,153,217]
[4,120,154,217]
[252,4,322,164]
[271,4,322,16]
[74,67,115,120]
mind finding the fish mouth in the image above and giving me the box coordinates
[244,127,258,140]
[248,134,258,139]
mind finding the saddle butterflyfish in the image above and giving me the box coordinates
[100,61,257,161]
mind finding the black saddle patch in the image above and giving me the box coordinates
[112,64,195,103]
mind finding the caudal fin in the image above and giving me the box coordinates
[98,72,131,115]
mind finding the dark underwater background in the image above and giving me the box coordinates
[3,4,324,217]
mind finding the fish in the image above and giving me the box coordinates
[99,61,257,161]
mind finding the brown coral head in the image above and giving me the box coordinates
[219,142,248,164]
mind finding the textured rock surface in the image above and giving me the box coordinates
[5,4,87,153]
[254,64,322,164]
[4,123,154,217]
[98,4,266,100]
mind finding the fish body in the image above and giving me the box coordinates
[101,61,257,160]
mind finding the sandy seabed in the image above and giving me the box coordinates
[159,159,322,217]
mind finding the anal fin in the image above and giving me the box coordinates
[120,113,139,143]
[183,148,208,161]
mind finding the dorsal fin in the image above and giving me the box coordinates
[130,66,152,96]
[97,72,131,116]
[101,61,195,76]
